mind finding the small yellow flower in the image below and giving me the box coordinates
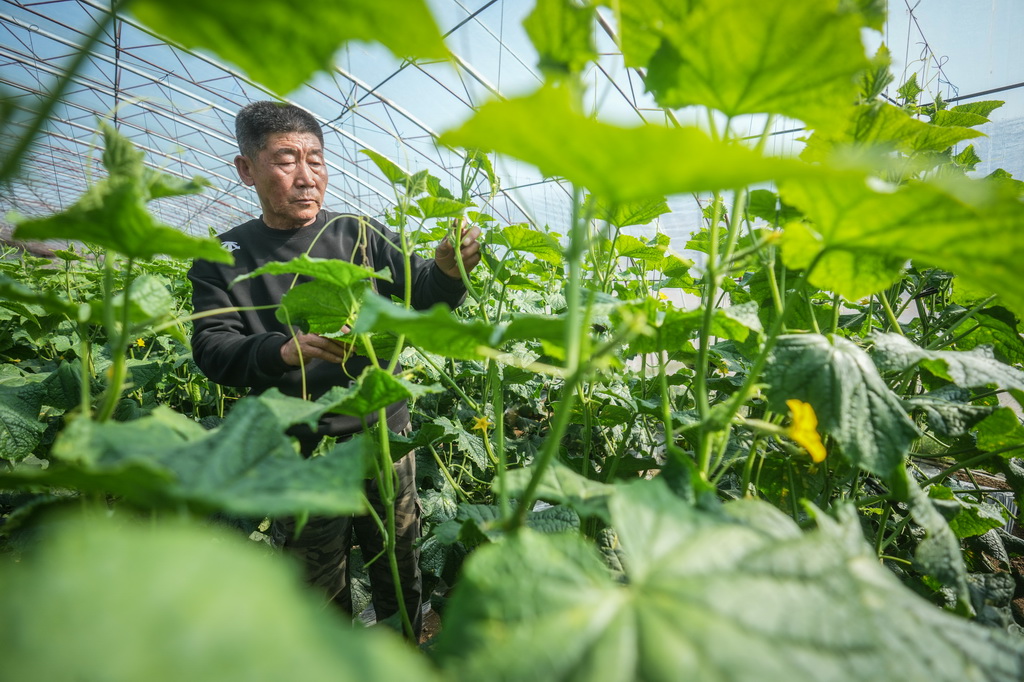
[471,415,493,432]
[657,291,669,301]
[786,399,827,463]
[135,338,146,348]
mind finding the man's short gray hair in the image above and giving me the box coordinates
[235,101,324,158]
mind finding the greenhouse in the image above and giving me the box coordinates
[2,0,1024,680]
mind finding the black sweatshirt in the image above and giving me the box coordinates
[188,210,466,449]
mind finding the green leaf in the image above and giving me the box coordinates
[645,0,868,131]
[628,302,761,355]
[0,516,440,682]
[502,461,614,521]
[361,149,408,186]
[13,123,229,263]
[129,0,447,95]
[0,381,45,463]
[895,467,972,611]
[0,274,80,318]
[954,145,983,172]
[928,485,1006,539]
[319,366,441,419]
[353,294,495,361]
[412,196,471,220]
[932,109,991,129]
[871,332,1024,393]
[898,73,924,105]
[975,408,1024,454]
[435,479,1024,681]
[596,0,694,68]
[802,102,983,161]
[778,172,1024,314]
[610,234,667,264]
[954,306,1024,365]
[278,280,368,335]
[523,0,597,76]
[38,402,369,517]
[440,84,812,204]
[764,334,919,476]
[746,189,802,225]
[589,196,671,228]
[237,254,390,289]
[102,274,175,331]
[493,223,564,265]
[950,100,1004,119]
[859,44,894,101]
[40,360,87,412]
[235,255,389,334]
[905,387,997,438]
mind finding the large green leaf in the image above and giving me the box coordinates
[801,102,984,162]
[237,254,391,289]
[779,172,1024,314]
[871,332,1024,393]
[0,516,438,682]
[523,0,597,76]
[928,485,1006,539]
[596,0,694,68]
[628,301,761,355]
[0,381,46,463]
[589,196,671,228]
[894,467,971,611]
[954,306,1024,365]
[644,0,869,131]
[14,122,228,263]
[435,479,1024,681]
[129,0,447,95]
[904,386,997,438]
[764,334,919,476]
[353,294,495,360]
[237,255,389,334]
[278,280,369,335]
[318,366,441,418]
[11,401,370,517]
[492,223,564,266]
[502,461,614,522]
[0,274,80,318]
[440,84,811,203]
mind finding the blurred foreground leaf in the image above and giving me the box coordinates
[0,516,438,682]
[435,479,1024,681]
[130,0,448,95]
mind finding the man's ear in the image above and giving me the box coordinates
[235,155,254,186]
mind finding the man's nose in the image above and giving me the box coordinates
[295,162,315,186]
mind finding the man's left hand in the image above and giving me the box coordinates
[435,221,482,280]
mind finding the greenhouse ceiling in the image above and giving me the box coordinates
[1,0,1022,249]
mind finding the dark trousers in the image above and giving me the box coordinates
[270,452,422,638]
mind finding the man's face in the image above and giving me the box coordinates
[235,131,327,230]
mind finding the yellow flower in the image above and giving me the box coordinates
[135,338,146,348]
[471,415,493,432]
[786,399,826,463]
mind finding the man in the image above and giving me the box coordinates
[188,100,480,638]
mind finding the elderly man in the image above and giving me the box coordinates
[188,100,480,637]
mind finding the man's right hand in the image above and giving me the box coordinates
[280,332,352,366]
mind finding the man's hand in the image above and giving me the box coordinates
[435,221,482,280]
[280,330,352,366]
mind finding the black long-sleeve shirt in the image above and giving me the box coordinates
[188,210,466,449]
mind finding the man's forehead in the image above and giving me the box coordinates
[263,132,323,154]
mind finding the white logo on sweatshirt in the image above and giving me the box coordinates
[222,241,241,253]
